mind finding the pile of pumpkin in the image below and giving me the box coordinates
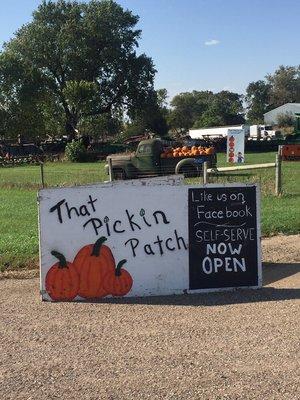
[45,237,133,301]
[160,145,215,158]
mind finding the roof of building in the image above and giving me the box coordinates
[264,103,300,116]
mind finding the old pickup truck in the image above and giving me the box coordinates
[105,138,217,179]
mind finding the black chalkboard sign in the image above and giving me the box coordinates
[188,185,261,290]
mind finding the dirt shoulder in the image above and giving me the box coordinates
[0,235,299,399]
[262,234,300,263]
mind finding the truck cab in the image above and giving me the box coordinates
[132,139,162,176]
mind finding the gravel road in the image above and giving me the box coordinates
[0,235,299,400]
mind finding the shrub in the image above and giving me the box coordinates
[277,112,294,127]
[65,140,87,162]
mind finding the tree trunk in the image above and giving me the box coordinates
[65,114,78,141]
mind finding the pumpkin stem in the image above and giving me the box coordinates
[115,259,127,276]
[51,250,68,268]
[91,236,107,257]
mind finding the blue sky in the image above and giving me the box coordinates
[0,0,299,100]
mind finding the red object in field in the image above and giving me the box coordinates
[281,145,300,161]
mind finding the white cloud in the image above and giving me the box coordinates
[204,39,220,46]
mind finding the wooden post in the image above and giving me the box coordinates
[108,158,113,182]
[40,163,45,188]
[275,153,282,196]
[203,161,208,184]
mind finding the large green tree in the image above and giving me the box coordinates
[168,90,244,132]
[0,0,155,138]
[245,65,300,124]
[124,89,169,137]
[168,91,214,133]
[266,65,300,107]
[245,80,271,124]
[193,91,245,128]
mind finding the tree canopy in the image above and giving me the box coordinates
[246,65,300,124]
[168,90,244,132]
[0,0,156,138]
[245,80,271,124]
[0,1,299,142]
[266,65,300,107]
[123,89,169,137]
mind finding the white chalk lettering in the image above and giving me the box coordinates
[202,257,247,274]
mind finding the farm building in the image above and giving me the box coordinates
[264,103,300,125]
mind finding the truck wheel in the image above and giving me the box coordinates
[179,165,198,178]
[113,169,126,180]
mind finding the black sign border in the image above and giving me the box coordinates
[187,183,262,292]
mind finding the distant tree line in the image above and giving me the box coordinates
[245,65,300,124]
[0,0,299,143]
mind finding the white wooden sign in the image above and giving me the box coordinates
[39,179,262,301]
[227,129,245,163]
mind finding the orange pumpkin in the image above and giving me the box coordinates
[45,251,79,301]
[206,147,214,154]
[103,259,133,296]
[173,151,179,157]
[73,237,115,299]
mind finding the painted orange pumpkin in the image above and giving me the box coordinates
[45,251,79,301]
[73,237,115,299]
[103,259,133,296]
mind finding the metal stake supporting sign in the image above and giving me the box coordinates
[40,163,45,188]
[108,158,114,182]
[275,150,282,196]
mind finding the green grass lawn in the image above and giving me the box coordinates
[0,161,108,189]
[0,154,299,270]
